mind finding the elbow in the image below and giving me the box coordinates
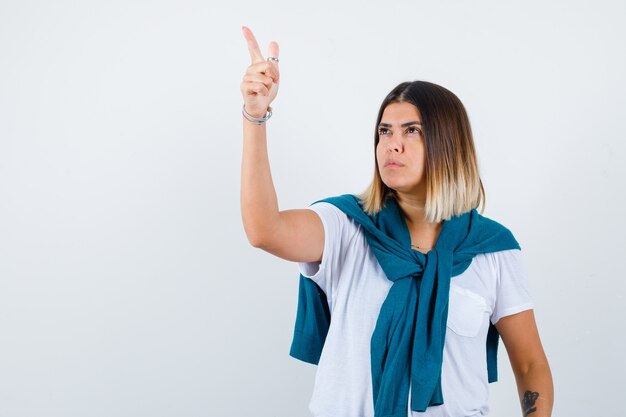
[242,211,282,249]
[247,234,265,249]
[243,225,267,249]
[515,359,552,379]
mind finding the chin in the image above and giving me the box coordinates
[384,180,418,195]
[382,181,407,193]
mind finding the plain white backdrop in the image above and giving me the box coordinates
[0,0,624,416]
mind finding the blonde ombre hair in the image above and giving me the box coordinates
[356,81,486,223]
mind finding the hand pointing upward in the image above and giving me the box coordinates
[240,26,280,119]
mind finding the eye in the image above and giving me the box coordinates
[377,127,421,136]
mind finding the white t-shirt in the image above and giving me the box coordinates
[297,202,535,417]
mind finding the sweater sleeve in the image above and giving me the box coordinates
[490,249,535,325]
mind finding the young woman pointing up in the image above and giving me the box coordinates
[239,25,554,417]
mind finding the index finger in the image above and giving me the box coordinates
[241,26,265,64]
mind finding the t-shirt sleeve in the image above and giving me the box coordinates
[490,248,535,325]
[296,202,353,301]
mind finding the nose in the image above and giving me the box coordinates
[386,133,403,153]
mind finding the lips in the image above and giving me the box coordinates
[384,159,404,167]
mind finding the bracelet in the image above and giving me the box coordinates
[242,104,273,125]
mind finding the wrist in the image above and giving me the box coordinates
[243,107,265,118]
[242,104,272,125]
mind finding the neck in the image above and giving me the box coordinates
[394,191,442,229]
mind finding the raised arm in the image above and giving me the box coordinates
[239,26,324,264]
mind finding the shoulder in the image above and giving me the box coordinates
[307,201,361,237]
[308,193,365,226]
[470,209,522,251]
[489,248,524,265]
[471,208,514,233]
[487,248,528,283]
[307,201,348,219]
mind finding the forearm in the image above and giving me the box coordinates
[240,115,280,246]
[514,362,554,417]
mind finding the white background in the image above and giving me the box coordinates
[1,0,624,416]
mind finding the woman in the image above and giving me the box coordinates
[239,26,554,417]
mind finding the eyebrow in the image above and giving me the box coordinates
[378,121,422,128]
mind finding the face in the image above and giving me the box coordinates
[376,102,426,195]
